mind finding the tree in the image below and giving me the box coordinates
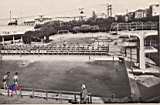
[23,31,32,44]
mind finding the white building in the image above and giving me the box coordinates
[150,4,160,16]
[0,26,34,36]
[134,9,147,19]
[23,15,52,26]
[23,19,35,26]
[0,26,35,44]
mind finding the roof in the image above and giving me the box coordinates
[0,26,35,36]
[135,9,146,12]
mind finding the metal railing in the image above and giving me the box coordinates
[3,87,93,104]
[1,44,109,55]
[110,22,158,32]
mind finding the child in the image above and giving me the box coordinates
[3,72,10,90]
[8,83,17,96]
[11,72,19,95]
[13,72,19,86]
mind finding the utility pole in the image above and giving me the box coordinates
[9,10,12,21]
[106,3,112,17]
[107,3,109,18]
[0,44,2,65]
[109,4,112,17]
[158,15,160,66]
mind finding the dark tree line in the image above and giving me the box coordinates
[22,14,159,44]
[23,16,115,43]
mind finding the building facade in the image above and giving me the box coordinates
[134,9,147,19]
[149,4,160,16]
[126,12,135,21]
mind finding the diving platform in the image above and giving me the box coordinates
[145,46,158,53]
[118,30,158,70]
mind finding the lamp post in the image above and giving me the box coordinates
[0,45,1,62]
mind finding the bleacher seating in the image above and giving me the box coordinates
[1,41,109,55]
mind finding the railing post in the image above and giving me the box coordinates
[46,90,48,100]
[12,35,15,44]
[7,88,10,96]
[111,93,115,101]
[74,94,77,102]
[113,56,114,61]
[2,37,4,45]
[158,15,160,67]
[32,88,34,98]
[20,87,22,97]
[80,92,82,104]
[58,91,62,104]
[90,95,92,104]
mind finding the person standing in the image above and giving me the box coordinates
[3,72,10,90]
[80,84,89,104]
[3,72,11,96]
[12,72,19,95]
[13,72,19,87]
[8,72,19,96]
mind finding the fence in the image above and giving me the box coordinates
[2,87,93,104]
[110,22,158,32]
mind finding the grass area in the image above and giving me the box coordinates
[51,37,97,45]
[0,58,131,99]
[64,37,96,44]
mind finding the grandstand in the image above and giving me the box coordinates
[0,36,110,55]
[1,44,109,55]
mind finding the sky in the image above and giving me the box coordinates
[0,0,160,19]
